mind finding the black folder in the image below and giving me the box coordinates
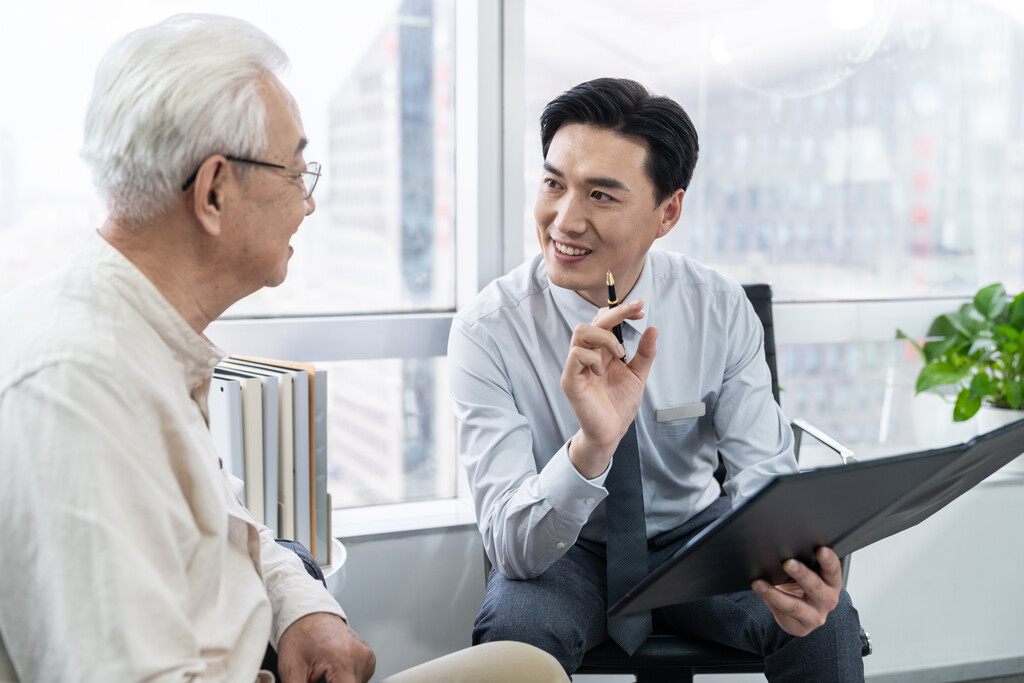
[608,417,1024,617]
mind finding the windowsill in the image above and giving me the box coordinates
[329,461,1024,542]
[332,497,478,542]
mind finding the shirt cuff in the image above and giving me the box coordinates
[269,575,347,648]
[537,442,609,522]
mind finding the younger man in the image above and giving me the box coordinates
[449,78,864,681]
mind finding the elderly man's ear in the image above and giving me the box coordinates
[191,156,232,237]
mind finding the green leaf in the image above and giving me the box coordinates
[968,337,997,357]
[1008,381,1024,410]
[916,362,968,393]
[922,335,964,362]
[896,329,926,361]
[926,313,965,339]
[996,324,1020,341]
[974,283,1007,320]
[969,372,999,400]
[964,314,990,337]
[951,308,988,337]
[1010,292,1024,329]
[953,388,982,422]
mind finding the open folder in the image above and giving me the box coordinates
[608,417,1024,617]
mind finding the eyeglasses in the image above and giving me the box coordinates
[181,155,321,198]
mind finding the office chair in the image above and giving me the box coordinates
[573,283,871,681]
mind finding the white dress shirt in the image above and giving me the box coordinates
[448,249,798,580]
[0,232,344,682]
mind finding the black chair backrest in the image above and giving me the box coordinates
[740,283,780,404]
[713,284,778,488]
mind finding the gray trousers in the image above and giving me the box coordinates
[473,498,865,682]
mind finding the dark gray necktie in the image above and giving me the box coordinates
[604,419,653,653]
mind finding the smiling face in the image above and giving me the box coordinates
[534,123,684,307]
[233,75,315,289]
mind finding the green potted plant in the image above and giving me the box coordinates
[898,282,1024,423]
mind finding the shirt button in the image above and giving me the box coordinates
[207,357,219,368]
[556,542,565,549]
[585,497,596,505]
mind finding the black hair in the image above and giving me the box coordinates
[539,77,699,204]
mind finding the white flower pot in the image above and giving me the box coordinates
[977,406,1024,475]
[910,391,977,449]
[911,395,1024,475]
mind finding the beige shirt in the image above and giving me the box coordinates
[0,232,345,682]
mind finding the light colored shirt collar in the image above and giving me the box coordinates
[85,231,225,402]
[546,254,654,340]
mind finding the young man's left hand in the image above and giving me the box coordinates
[751,546,843,637]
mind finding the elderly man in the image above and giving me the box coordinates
[0,14,565,683]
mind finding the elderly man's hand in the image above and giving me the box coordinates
[751,547,843,637]
[277,612,376,683]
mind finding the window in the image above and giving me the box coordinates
[515,0,1024,460]
[1,0,471,511]
[322,357,455,508]
[0,1,455,316]
[11,1,1023,520]
[518,0,1024,301]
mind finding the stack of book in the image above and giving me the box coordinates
[207,356,332,565]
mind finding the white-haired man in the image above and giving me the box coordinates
[0,14,566,683]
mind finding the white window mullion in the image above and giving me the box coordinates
[501,0,526,274]
[455,0,506,307]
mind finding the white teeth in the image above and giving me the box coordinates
[555,242,590,256]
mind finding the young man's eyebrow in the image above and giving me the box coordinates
[543,161,630,193]
[586,176,629,192]
[542,161,564,177]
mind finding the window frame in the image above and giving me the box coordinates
[213,0,969,538]
[499,0,967,349]
[207,1,512,533]
[210,2,512,358]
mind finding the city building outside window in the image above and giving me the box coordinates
[517,0,1024,459]
[8,1,1023,515]
[0,0,459,510]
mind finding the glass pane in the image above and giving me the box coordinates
[320,356,456,508]
[778,338,985,468]
[0,0,455,315]
[521,0,1024,302]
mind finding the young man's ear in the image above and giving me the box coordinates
[190,156,231,237]
[656,188,685,239]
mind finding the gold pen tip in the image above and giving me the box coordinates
[606,270,615,286]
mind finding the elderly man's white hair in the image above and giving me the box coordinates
[81,14,289,224]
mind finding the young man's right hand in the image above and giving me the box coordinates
[560,299,658,479]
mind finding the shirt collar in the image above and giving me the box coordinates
[84,231,226,393]
[547,253,654,338]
